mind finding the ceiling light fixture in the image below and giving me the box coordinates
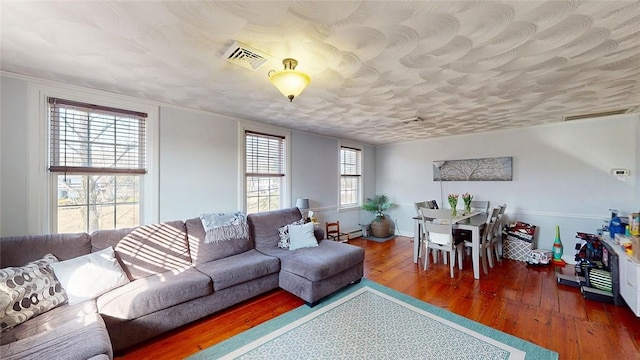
[268,58,310,102]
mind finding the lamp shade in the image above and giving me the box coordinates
[269,58,310,102]
[296,198,309,210]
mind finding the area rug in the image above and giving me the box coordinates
[362,234,396,242]
[189,279,558,360]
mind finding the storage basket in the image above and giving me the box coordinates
[502,222,537,262]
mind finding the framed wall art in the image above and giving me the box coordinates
[433,157,513,181]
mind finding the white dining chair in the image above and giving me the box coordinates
[414,200,439,258]
[463,206,500,275]
[414,201,428,217]
[469,200,490,214]
[489,204,507,266]
[414,200,438,216]
[420,208,464,278]
[453,200,490,246]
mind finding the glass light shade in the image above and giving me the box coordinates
[269,70,310,101]
[268,58,311,102]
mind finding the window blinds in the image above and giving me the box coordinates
[245,131,285,177]
[49,98,147,174]
[340,146,361,176]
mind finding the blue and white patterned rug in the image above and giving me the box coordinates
[189,280,558,360]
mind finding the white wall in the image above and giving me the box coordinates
[158,107,239,221]
[0,77,29,235]
[377,115,640,257]
[290,131,377,233]
[290,131,338,210]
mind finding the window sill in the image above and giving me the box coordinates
[338,205,361,212]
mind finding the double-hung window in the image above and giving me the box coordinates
[340,146,361,208]
[245,131,285,214]
[49,98,147,233]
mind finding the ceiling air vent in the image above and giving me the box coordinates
[563,106,638,121]
[223,41,270,71]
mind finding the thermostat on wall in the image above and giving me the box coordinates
[611,168,630,177]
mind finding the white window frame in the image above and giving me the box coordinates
[48,98,147,233]
[339,145,362,210]
[239,122,290,214]
[28,82,158,234]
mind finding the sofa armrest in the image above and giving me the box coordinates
[314,227,325,241]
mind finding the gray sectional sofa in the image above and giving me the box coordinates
[0,208,365,359]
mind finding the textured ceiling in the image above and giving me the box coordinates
[1,1,639,145]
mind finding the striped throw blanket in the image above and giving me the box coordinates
[199,211,248,244]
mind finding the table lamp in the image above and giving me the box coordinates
[296,198,310,222]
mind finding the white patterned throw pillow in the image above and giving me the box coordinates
[0,254,68,332]
[277,219,305,249]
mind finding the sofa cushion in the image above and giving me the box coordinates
[51,247,129,305]
[97,267,212,320]
[0,300,98,345]
[0,254,68,332]
[0,312,112,360]
[196,250,280,291]
[248,208,306,250]
[91,221,191,280]
[185,218,252,264]
[0,233,91,268]
[262,240,365,282]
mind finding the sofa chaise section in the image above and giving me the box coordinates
[248,208,365,304]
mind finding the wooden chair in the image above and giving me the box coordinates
[420,208,464,278]
[326,221,349,242]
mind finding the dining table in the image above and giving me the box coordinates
[413,211,488,280]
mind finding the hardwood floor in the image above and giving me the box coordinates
[116,236,640,359]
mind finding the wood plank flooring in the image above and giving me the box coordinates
[116,236,640,359]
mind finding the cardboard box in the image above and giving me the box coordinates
[633,236,640,262]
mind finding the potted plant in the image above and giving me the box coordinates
[362,194,394,238]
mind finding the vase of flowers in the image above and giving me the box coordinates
[448,194,459,217]
[462,193,473,214]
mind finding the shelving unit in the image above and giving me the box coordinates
[601,237,640,317]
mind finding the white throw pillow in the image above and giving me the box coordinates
[288,222,318,250]
[50,247,130,305]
